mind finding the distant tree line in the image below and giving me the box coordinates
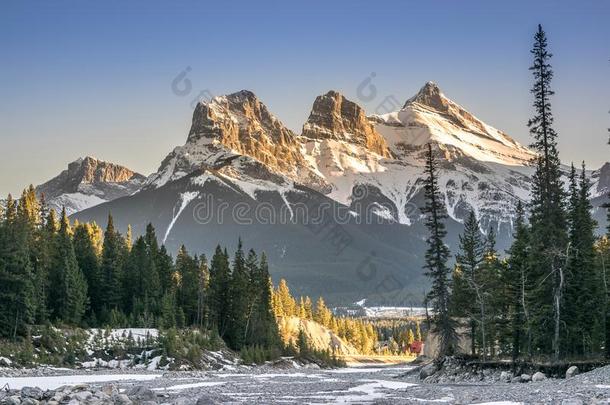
[422,25,610,362]
[270,279,378,354]
[0,189,383,365]
[0,192,280,353]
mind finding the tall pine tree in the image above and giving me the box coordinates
[421,143,457,360]
[452,211,485,356]
[207,245,231,338]
[50,209,88,325]
[99,214,124,318]
[0,193,35,338]
[565,163,602,355]
[73,222,101,323]
[227,239,251,350]
[526,25,568,359]
[505,201,531,360]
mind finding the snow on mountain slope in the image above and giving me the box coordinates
[371,82,535,166]
[142,84,605,236]
[36,156,146,215]
[296,84,538,233]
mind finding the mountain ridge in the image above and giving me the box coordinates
[36,156,146,215]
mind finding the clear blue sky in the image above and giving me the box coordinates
[1,0,609,196]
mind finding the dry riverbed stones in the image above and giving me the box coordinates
[0,383,225,405]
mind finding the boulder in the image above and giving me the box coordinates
[20,387,43,400]
[511,376,522,383]
[532,371,546,382]
[566,366,579,379]
[20,400,39,405]
[3,396,22,405]
[520,373,531,382]
[419,363,437,379]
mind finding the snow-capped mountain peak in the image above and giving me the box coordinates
[372,82,536,166]
[403,81,444,109]
[36,156,146,215]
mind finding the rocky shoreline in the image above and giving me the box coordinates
[414,356,589,384]
[0,382,229,405]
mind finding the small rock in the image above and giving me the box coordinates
[101,384,118,397]
[511,376,522,383]
[20,387,43,400]
[49,392,65,403]
[94,391,111,401]
[500,371,512,382]
[532,371,546,382]
[71,391,92,402]
[3,396,21,405]
[561,399,584,405]
[196,396,221,405]
[126,386,155,402]
[55,386,72,394]
[20,400,39,405]
[566,365,579,379]
[112,393,133,405]
[420,363,437,379]
[520,373,531,382]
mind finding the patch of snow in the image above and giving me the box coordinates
[363,306,430,318]
[0,374,161,390]
[51,193,107,215]
[473,402,524,405]
[146,356,162,371]
[152,381,226,391]
[320,379,417,403]
[163,191,199,243]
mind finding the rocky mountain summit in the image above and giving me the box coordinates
[36,156,145,215]
[145,90,329,194]
[302,90,390,157]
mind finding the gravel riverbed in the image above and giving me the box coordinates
[2,362,610,404]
